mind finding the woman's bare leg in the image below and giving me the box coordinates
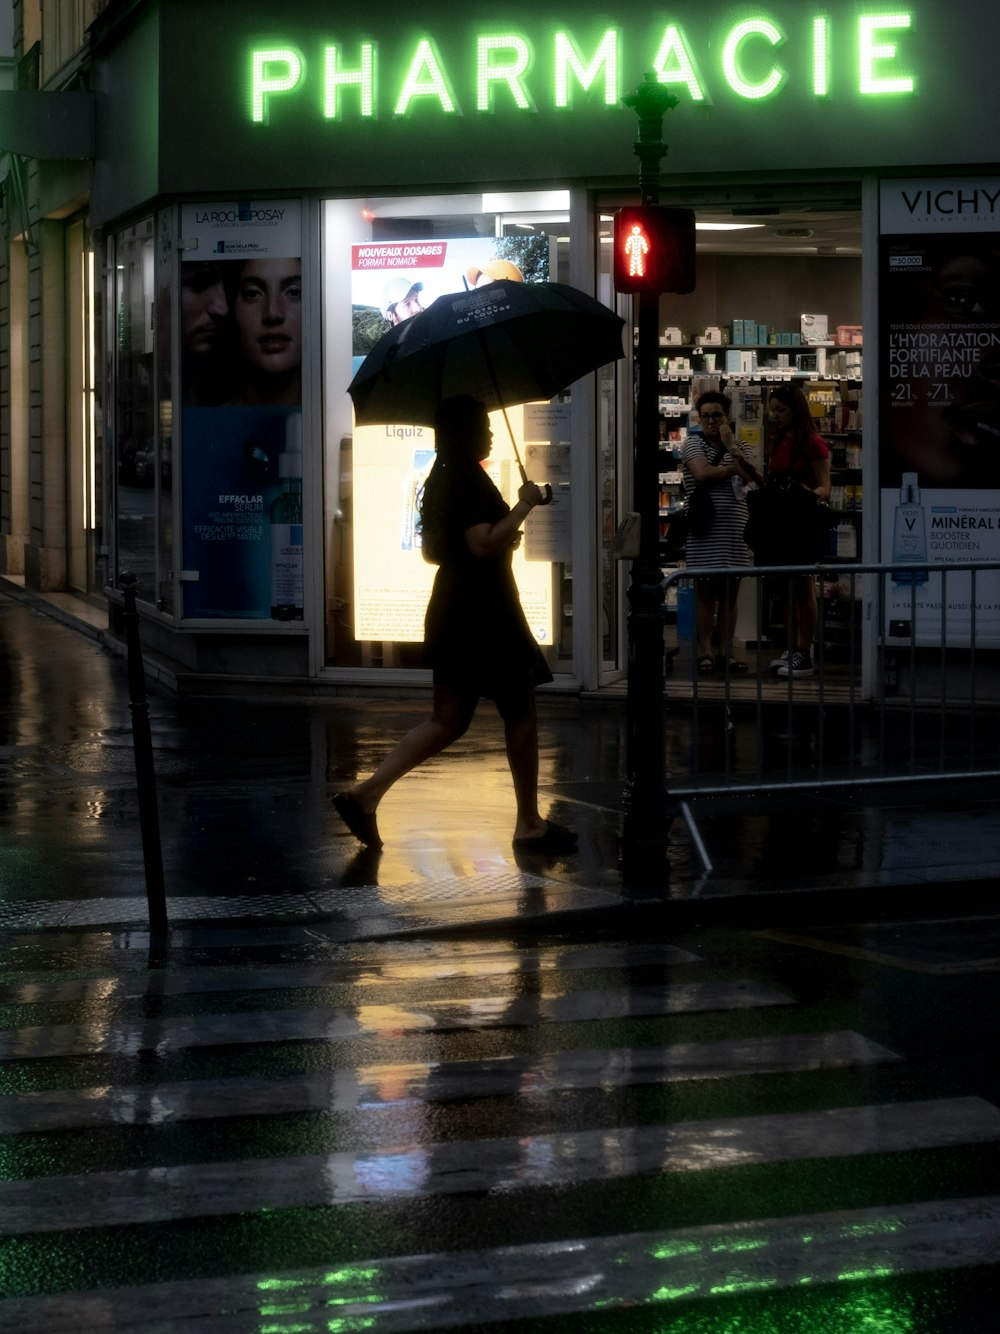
[718,577,742,658]
[695,583,717,662]
[345,683,476,813]
[497,687,544,840]
[793,575,818,652]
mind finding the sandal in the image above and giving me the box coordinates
[715,656,748,674]
[512,821,579,853]
[332,792,383,848]
[697,655,716,675]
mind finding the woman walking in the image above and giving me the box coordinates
[333,395,576,854]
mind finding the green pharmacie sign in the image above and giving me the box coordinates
[248,12,917,123]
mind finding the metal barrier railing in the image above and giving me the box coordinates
[661,560,1000,801]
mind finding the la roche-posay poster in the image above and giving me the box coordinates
[879,178,1000,646]
[349,238,559,645]
[180,200,303,620]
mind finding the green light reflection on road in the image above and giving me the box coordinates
[837,1266,896,1282]
[255,1264,383,1334]
[709,1278,779,1295]
[650,1240,701,1259]
[634,1272,916,1333]
[710,1239,768,1254]
[651,1284,701,1301]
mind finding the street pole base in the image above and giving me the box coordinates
[619,790,672,889]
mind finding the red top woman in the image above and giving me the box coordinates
[764,384,831,679]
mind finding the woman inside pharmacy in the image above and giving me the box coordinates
[764,384,832,679]
[681,391,759,675]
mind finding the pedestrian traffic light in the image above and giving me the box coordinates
[613,207,696,295]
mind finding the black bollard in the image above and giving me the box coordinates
[119,573,168,942]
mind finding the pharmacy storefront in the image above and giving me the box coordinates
[90,0,1000,690]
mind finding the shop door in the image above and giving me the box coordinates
[322,191,580,682]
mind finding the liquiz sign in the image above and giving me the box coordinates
[248,12,916,123]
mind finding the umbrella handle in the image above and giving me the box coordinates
[500,402,552,505]
[479,328,553,505]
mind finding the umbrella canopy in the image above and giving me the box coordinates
[348,279,626,427]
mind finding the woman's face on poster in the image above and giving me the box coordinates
[233,259,302,376]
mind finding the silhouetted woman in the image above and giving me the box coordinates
[333,395,577,854]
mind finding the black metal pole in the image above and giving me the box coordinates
[120,573,168,942]
[620,75,679,876]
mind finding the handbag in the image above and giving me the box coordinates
[744,476,837,563]
[687,482,715,537]
[663,480,714,556]
[663,504,689,556]
[665,442,724,554]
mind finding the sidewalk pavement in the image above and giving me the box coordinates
[1,579,998,942]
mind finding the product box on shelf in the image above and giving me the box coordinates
[836,325,863,346]
[802,348,829,374]
[800,313,831,345]
[731,319,759,344]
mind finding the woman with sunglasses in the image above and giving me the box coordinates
[680,391,759,675]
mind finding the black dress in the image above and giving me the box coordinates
[421,463,553,698]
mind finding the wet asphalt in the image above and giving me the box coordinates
[2,588,1000,1330]
[0,585,998,935]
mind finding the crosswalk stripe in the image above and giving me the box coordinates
[2,1097,996,1235]
[0,978,790,1060]
[3,1194,998,1333]
[0,1030,900,1133]
[0,941,703,1005]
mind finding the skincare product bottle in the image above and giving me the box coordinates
[836,522,857,559]
[891,471,929,585]
[270,412,304,620]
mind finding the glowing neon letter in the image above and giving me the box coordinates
[722,20,786,100]
[812,17,829,96]
[859,14,915,94]
[324,45,376,119]
[554,29,619,108]
[394,39,457,115]
[652,25,706,101]
[476,35,533,111]
[251,48,304,124]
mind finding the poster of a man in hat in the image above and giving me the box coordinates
[381,275,426,325]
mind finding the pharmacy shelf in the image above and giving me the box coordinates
[659,343,863,352]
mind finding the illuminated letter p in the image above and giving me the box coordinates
[251,48,304,124]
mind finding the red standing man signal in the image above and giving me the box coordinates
[613,207,697,294]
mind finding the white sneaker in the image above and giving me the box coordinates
[769,650,789,671]
[777,651,814,678]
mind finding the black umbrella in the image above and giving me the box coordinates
[348,279,625,484]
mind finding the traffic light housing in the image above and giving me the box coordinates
[613,206,696,295]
